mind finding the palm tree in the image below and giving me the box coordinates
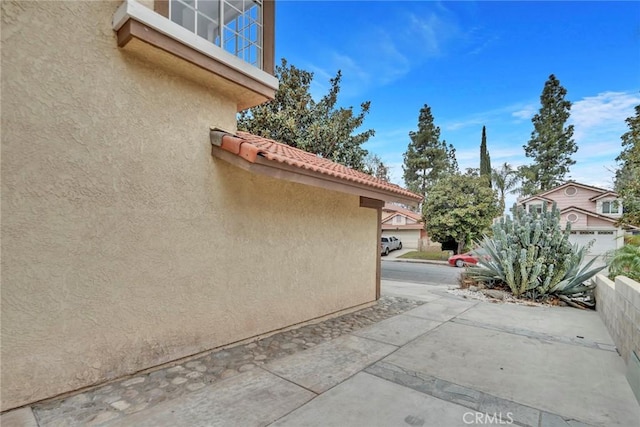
[492,163,520,214]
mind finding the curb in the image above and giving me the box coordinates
[382,257,450,267]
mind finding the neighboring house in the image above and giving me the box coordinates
[0,0,421,411]
[517,181,626,258]
[381,204,438,251]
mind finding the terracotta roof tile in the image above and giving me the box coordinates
[222,131,422,202]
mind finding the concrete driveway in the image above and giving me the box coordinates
[383,248,414,259]
[278,284,638,427]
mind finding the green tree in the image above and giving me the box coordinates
[402,104,458,196]
[238,58,375,171]
[615,104,640,227]
[423,173,499,254]
[480,126,492,187]
[492,163,520,214]
[520,74,577,196]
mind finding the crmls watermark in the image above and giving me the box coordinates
[463,412,514,425]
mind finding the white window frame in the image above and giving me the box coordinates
[112,0,277,91]
[168,0,263,69]
[602,200,620,214]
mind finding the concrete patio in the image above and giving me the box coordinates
[3,280,638,427]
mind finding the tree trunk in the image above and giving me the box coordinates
[457,237,466,255]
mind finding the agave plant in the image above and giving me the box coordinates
[607,244,640,282]
[468,203,605,299]
[546,243,605,295]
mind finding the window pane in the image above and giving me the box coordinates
[223,1,243,24]
[197,0,218,20]
[197,14,217,43]
[611,201,619,213]
[170,0,262,68]
[225,18,237,32]
[171,1,196,32]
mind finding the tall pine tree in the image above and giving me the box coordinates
[521,74,576,195]
[402,104,458,197]
[479,126,492,187]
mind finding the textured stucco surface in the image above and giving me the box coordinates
[1,1,378,410]
[595,275,640,366]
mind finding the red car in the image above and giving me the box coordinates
[448,252,479,268]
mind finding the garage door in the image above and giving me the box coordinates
[382,230,419,250]
[569,230,617,257]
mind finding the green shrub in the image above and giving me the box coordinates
[468,203,605,299]
[624,234,640,246]
[607,244,640,282]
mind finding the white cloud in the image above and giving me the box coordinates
[364,127,412,152]
[566,160,616,190]
[573,140,622,162]
[570,91,639,130]
[453,148,528,181]
[511,104,537,120]
[444,118,486,131]
[305,64,333,102]
[467,34,499,56]
[454,148,480,163]
[372,31,411,84]
[385,161,405,187]
[490,147,527,161]
[299,3,468,100]
[406,10,460,56]
[443,101,538,131]
[568,91,638,176]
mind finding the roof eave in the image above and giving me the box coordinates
[560,206,622,225]
[211,145,422,207]
[517,195,553,204]
[589,192,619,201]
[381,225,424,230]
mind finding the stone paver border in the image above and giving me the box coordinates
[30,296,424,426]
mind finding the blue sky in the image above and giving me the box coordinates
[275,0,640,205]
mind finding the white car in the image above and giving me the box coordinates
[380,236,402,255]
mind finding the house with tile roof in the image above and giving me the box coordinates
[381,204,439,251]
[517,181,627,260]
[0,0,420,411]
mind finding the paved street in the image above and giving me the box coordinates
[381,260,461,286]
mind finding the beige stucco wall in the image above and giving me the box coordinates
[1,1,378,411]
